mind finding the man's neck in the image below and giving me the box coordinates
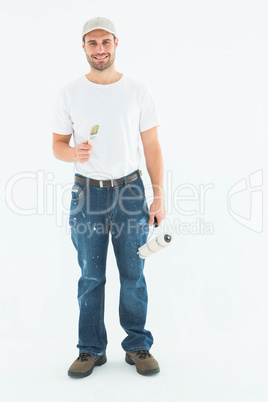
[85,70,123,85]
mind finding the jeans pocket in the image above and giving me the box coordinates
[127,179,145,198]
[71,182,86,201]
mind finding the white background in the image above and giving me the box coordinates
[1,0,268,401]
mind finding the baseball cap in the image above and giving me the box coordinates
[82,17,117,40]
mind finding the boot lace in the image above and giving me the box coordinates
[77,353,91,361]
[136,350,152,359]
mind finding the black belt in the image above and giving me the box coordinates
[74,170,142,188]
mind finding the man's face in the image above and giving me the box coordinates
[82,29,118,71]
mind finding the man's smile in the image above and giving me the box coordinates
[94,55,109,60]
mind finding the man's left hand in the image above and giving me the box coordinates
[149,198,166,227]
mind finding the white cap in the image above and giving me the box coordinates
[82,17,117,39]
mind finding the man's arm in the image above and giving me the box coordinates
[140,126,166,226]
[52,133,92,163]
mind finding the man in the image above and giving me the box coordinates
[52,16,166,377]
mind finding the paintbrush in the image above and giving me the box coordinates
[88,125,99,145]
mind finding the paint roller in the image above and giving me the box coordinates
[137,217,172,259]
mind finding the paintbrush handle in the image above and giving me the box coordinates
[88,134,97,145]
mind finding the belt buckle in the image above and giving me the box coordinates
[99,180,103,188]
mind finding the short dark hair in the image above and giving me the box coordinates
[83,34,116,43]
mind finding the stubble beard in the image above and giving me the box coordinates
[86,50,116,71]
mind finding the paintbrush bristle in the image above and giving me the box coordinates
[90,125,99,135]
[88,125,100,145]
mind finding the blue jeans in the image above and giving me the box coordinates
[68,170,154,356]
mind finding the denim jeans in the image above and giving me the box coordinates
[68,170,154,356]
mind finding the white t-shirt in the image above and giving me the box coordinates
[53,74,161,180]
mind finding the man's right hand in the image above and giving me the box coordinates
[75,140,93,163]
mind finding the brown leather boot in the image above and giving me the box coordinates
[68,353,107,378]
[125,350,160,375]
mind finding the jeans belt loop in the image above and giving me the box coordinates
[111,179,114,187]
[99,180,103,188]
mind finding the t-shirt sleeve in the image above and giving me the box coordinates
[52,89,73,135]
[139,86,161,133]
